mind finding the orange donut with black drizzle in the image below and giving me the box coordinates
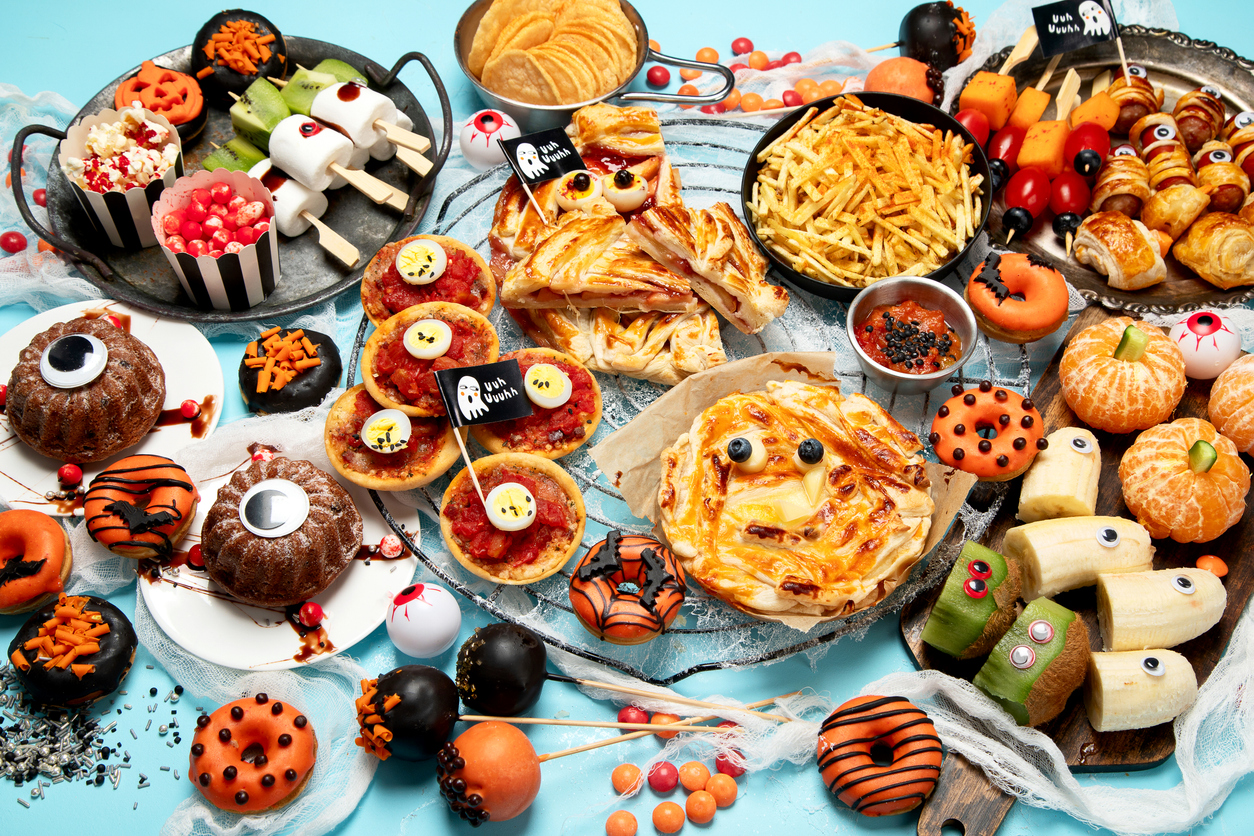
[0,509,71,615]
[964,252,1069,344]
[816,695,943,816]
[189,694,317,813]
[84,454,199,559]
[568,531,687,645]
[929,381,1047,481]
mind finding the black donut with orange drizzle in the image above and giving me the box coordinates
[568,531,686,646]
[816,695,943,816]
[84,454,199,559]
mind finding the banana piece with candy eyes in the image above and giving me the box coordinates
[1084,649,1198,732]
[1096,568,1226,652]
[1003,516,1155,601]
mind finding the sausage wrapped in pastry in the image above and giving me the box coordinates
[1221,111,1254,180]
[1140,183,1211,241]
[1146,144,1198,191]
[1194,142,1251,213]
[1173,212,1254,290]
[1172,86,1226,153]
[1108,69,1164,135]
[1090,150,1151,217]
[1074,211,1167,291]
[1130,112,1183,158]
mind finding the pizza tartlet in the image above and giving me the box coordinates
[324,384,461,491]
[440,453,585,584]
[659,380,934,621]
[361,235,496,327]
[362,301,500,418]
[470,348,602,459]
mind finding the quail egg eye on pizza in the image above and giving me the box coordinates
[324,385,460,491]
[659,380,934,620]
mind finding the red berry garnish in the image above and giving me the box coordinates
[299,602,324,628]
[210,183,233,204]
[187,544,205,569]
[57,464,83,487]
[648,761,679,793]
[0,383,7,408]
[617,706,650,726]
[646,66,670,87]
[731,37,754,55]
[251,448,275,462]
[180,399,201,419]
[33,189,47,207]
[105,314,123,328]
[1,231,28,254]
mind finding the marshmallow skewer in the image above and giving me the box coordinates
[271,76,431,159]
[248,159,360,268]
[268,115,405,210]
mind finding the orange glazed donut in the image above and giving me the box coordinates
[816,695,943,816]
[189,695,317,813]
[929,381,1047,481]
[568,530,687,645]
[965,252,1069,344]
[84,455,199,559]
[0,509,72,615]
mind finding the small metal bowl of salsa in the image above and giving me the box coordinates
[845,276,977,396]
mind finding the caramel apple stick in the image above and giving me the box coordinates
[537,692,801,763]
[546,674,786,721]
[458,716,735,732]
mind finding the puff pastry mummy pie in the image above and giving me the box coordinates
[510,306,727,386]
[566,103,666,158]
[1074,211,1167,291]
[659,381,933,619]
[1173,212,1254,289]
[628,202,788,334]
[502,208,701,312]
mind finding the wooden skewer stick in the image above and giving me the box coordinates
[548,675,787,721]
[537,693,800,763]
[459,716,737,732]
[1115,35,1131,85]
[300,211,360,268]
[1006,228,1018,246]
[377,121,431,153]
[269,76,288,87]
[999,26,1040,76]
[1034,54,1063,91]
[228,92,242,101]
[327,163,395,206]
[1065,231,1075,257]
[1054,67,1083,122]
[395,146,433,178]
[1091,70,1113,96]
[865,42,900,54]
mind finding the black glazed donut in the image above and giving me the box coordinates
[239,328,342,415]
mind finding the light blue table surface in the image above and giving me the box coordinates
[2,1,1251,834]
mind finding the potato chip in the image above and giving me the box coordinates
[481,49,560,106]
[468,0,557,78]
[488,13,556,67]
[531,43,596,103]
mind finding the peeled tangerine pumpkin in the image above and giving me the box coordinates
[1119,418,1250,543]
[114,60,204,125]
[1209,354,1254,455]
[1059,316,1185,434]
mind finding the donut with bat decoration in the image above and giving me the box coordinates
[568,531,687,645]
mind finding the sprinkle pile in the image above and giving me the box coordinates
[198,20,276,79]
[243,327,323,395]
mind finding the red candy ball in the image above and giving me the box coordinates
[782,90,802,108]
[715,721,746,776]
[648,761,679,793]
[732,37,754,55]
[781,51,802,65]
[1,231,28,254]
[180,399,201,420]
[0,383,7,408]
[57,464,83,487]
[210,183,233,204]
[701,103,726,114]
[180,220,203,242]
[646,66,671,87]
[729,63,748,73]
[186,239,209,258]
[299,602,324,628]
[618,706,650,726]
[191,188,213,207]
[184,201,208,223]
[187,544,205,569]
[33,189,47,207]
[105,315,123,328]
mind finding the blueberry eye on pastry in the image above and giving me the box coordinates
[555,170,602,212]
[726,436,767,473]
[602,169,648,212]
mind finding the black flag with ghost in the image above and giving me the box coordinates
[497,128,585,186]
[435,359,533,428]
[1032,0,1119,57]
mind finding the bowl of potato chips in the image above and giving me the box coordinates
[742,92,991,301]
[455,0,734,131]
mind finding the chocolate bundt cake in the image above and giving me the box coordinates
[201,457,363,606]
[6,317,166,463]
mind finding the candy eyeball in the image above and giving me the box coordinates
[1113,144,1138,158]
[395,238,447,285]
[1198,148,1233,167]
[555,170,602,212]
[1169,310,1242,379]
[602,168,649,212]
[403,319,452,359]
[459,109,520,171]
[1231,111,1254,132]
[1127,64,1148,79]
[524,363,572,409]
[386,583,462,658]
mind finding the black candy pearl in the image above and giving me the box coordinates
[271,702,284,715]
[978,440,992,453]
[278,734,292,747]
[952,448,966,460]
[191,744,204,757]
[197,716,211,729]
[231,706,244,721]
[235,791,249,806]
[255,694,269,704]
[285,769,298,781]
[294,715,308,729]
[219,729,232,742]
[198,773,211,787]
[954,424,966,435]
[456,623,548,717]
[373,665,460,761]
[1013,437,1027,450]
[262,775,276,788]
[963,394,976,406]
[937,405,950,418]
[223,766,237,780]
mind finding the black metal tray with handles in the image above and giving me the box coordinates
[10,37,452,323]
[963,25,1254,314]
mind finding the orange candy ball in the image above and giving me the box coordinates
[763,98,784,110]
[748,51,769,70]
[653,801,685,833]
[801,87,824,104]
[612,763,643,794]
[678,761,711,792]
[1198,555,1229,577]
[680,68,701,81]
[723,88,742,110]
[819,78,845,96]
[696,47,719,64]
[686,790,717,824]
[649,39,661,52]
[607,810,638,836]
[705,773,738,807]
[739,92,763,112]
[794,78,818,96]
[651,712,682,739]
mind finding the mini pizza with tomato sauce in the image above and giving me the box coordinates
[324,384,461,490]
[440,453,586,584]
[361,235,496,327]
[362,301,500,418]
[470,348,602,459]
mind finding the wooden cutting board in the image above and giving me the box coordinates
[899,305,1254,836]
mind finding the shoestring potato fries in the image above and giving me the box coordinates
[747,96,984,288]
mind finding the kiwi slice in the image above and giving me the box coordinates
[201,136,267,173]
[280,68,336,116]
[921,541,1021,659]
[1189,439,1217,473]
[230,79,290,152]
[1113,324,1149,362]
[313,59,368,85]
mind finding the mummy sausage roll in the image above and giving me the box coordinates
[1172,85,1226,153]
[1130,114,1198,191]
[1090,148,1151,216]
[1193,141,1251,213]
[1221,111,1254,179]
[248,159,328,237]
[1107,66,1163,135]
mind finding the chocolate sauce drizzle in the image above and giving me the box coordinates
[84,457,195,557]
[817,696,943,814]
[570,531,686,638]
[282,604,336,663]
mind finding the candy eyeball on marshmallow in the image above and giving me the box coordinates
[459,110,520,171]
[555,170,602,212]
[1169,310,1242,379]
[386,583,462,658]
[602,169,649,212]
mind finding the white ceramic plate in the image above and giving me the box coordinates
[140,463,421,671]
[0,301,224,515]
